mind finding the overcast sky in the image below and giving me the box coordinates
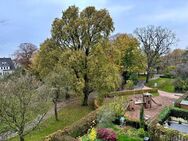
[0,0,188,57]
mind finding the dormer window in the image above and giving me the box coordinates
[2,62,7,65]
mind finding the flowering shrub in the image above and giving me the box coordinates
[89,128,97,141]
[97,128,117,141]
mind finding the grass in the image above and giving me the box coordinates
[118,134,143,141]
[10,102,92,141]
[151,92,159,97]
[138,75,146,81]
[146,78,175,93]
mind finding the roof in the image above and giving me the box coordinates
[180,100,188,105]
[0,58,15,70]
[143,92,152,96]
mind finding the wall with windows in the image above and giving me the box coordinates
[0,66,12,76]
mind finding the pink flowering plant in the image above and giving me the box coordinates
[97,128,117,141]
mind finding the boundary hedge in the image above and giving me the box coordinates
[108,88,158,97]
[158,107,188,124]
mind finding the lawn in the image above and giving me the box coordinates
[138,75,146,81]
[118,134,143,141]
[10,102,92,141]
[151,92,159,97]
[146,78,175,93]
[81,134,142,141]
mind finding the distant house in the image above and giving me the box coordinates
[0,58,15,76]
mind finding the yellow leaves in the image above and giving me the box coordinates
[112,34,140,67]
[89,128,97,141]
[111,34,146,73]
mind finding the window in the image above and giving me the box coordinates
[2,62,7,65]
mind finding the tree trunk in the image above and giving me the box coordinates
[53,87,59,121]
[53,100,58,121]
[82,73,89,106]
[146,71,150,83]
[82,48,90,106]
[146,63,152,83]
[19,134,24,141]
[65,87,70,100]
[120,71,129,90]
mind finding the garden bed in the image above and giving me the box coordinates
[149,107,188,141]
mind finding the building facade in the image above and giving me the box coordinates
[0,58,15,76]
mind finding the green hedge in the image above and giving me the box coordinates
[158,107,188,124]
[44,110,98,141]
[150,107,188,141]
[171,107,188,120]
[158,107,171,124]
[108,88,158,97]
[126,119,148,130]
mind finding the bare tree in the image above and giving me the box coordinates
[134,25,177,83]
[13,43,37,69]
[0,75,50,141]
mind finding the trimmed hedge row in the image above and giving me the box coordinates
[126,119,148,130]
[158,107,188,124]
[44,110,98,141]
[171,107,188,120]
[108,88,158,97]
[158,107,171,124]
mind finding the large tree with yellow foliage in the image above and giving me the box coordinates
[32,6,120,106]
[112,34,146,88]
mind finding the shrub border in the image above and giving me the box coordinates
[108,88,158,97]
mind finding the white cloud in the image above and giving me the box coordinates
[108,5,134,14]
[59,0,108,10]
[25,0,108,11]
[140,4,188,23]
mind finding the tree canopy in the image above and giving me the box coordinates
[134,25,177,82]
[31,6,119,106]
[0,75,50,141]
[13,43,37,69]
